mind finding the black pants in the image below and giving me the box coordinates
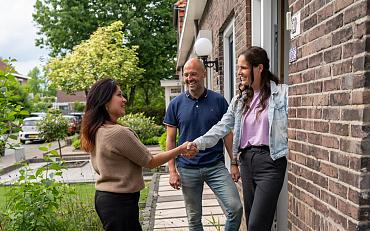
[239,147,287,231]
[95,190,142,231]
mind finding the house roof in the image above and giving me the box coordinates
[176,0,207,69]
[56,90,86,103]
[0,60,30,81]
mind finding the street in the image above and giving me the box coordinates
[2,138,67,160]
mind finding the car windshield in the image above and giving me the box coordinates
[23,120,38,126]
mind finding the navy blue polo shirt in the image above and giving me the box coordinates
[163,89,229,168]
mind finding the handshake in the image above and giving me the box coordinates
[179,141,198,158]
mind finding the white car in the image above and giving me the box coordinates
[18,117,45,144]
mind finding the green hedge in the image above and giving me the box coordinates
[125,106,165,125]
[119,113,165,145]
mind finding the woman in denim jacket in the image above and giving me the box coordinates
[191,46,288,231]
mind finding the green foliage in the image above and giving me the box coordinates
[33,0,177,106]
[208,215,221,231]
[0,59,30,155]
[158,131,167,151]
[118,113,164,144]
[45,21,143,95]
[126,105,165,125]
[0,145,103,231]
[158,130,179,151]
[71,134,81,150]
[1,148,70,231]
[73,101,85,112]
[37,110,68,157]
[38,112,68,143]
[143,136,160,145]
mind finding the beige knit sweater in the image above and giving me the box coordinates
[91,124,152,193]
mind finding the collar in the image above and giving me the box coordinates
[270,80,279,95]
[186,88,208,100]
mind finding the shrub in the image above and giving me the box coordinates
[158,130,179,151]
[125,106,165,125]
[72,134,81,150]
[118,113,164,143]
[2,148,71,231]
[143,136,159,145]
[38,110,68,157]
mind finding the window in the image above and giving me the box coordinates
[223,18,236,103]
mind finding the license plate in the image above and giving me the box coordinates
[29,135,38,139]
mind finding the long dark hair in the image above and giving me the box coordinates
[237,46,279,116]
[80,78,117,152]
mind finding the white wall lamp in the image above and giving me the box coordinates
[194,37,219,72]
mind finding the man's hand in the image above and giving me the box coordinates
[180,141,198,158]
[169,171,181,190]
[230,165,240,182]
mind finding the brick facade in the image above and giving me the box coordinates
[288,0,370,230]
[175,0,370,230]
[198,0,250,95]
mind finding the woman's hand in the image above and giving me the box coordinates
[179,141,198,158]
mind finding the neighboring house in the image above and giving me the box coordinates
[0,60,30,85]
[160,78,181,109]
[53,90,86,114]
[174,0,369,230]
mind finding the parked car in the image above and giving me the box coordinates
[29,112,47,118]
[63,115,79,135]
[18,117,45,144]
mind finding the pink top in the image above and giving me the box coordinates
[240,90,269,148]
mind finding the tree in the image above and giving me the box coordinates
[37,109,68,158]
[33,0,177,106]
[0,60,29,156]
[45,21,143,97]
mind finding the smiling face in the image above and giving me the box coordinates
[183,58,206,97]
[237,54,263,90]
[105,86,127,122]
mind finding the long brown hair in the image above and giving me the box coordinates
[237,46,279,116]
[80,78,117,152]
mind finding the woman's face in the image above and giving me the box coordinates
[237,55,262,88]
[105,86,127,121]
[237,55,252,86]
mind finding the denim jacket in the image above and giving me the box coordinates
[194,81,288,161]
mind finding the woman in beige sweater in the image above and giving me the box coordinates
[80,78,196,231]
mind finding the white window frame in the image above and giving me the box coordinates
[252,0,275,72]
[223,18,236,103]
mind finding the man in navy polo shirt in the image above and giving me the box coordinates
[164,58,242,230]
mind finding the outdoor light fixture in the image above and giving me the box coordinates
[194,37,219,72]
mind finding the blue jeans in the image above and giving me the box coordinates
[177,161,243,231]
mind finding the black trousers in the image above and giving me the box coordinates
[239,147,287,231]
[95,190,142,231]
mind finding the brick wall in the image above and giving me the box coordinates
[199,0,250,95]
[288,0,370,230]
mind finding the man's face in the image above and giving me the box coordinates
[183,61,205,92]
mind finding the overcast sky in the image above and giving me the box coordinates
[0,0,49,75]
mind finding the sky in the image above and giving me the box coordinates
[0,0,49,75]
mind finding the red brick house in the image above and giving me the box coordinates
[174,0,369,230]
[53,90,86,114]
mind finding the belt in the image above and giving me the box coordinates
[240,145,270,153]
